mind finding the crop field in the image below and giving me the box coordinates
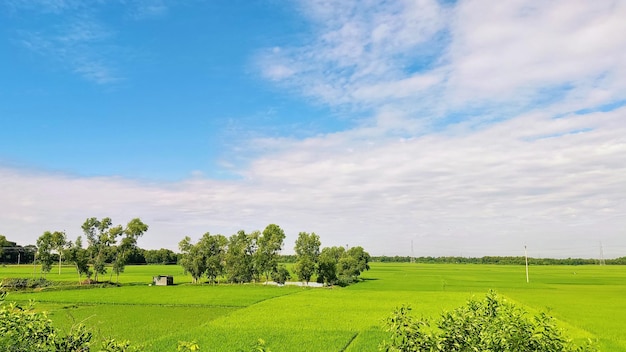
[2,263,625,351]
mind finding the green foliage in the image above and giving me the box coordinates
[65,236,92,283]
[271,264,291,284]
[112,218,149,282]
[177,338,272,352]
[144,248,178,264]
[373,255,612,266]
[294,232,321,283]
[249,338,271,352]
[315,245,370,286]
[100,337,143,351]
[1,277,52,290]
[179,233,228,283]
[0,282,143,351]
[81,216,148,283]
[178,340,200,351]
[225,230,258,283]
[0,283,91,351]
[316,246,344,285]
[36,231,56,277]
[255,224,286,283]
[380,290,597,352]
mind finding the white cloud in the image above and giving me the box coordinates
[3,106,624,257]
[445,0,626,107]
[258,0,448,108]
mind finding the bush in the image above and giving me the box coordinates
[380,290,596,352]
[0,282,142,351]
[271,265,291,285]
[2,277,52,290]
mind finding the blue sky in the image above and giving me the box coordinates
[1,0,625,257]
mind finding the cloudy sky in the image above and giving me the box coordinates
[1,0,624,258]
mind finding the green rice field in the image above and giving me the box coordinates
[2,263,625,351]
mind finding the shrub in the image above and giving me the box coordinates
[2,277,52,290]
[380,290,596,352]
[0,282,142,351]
[271,265,291,285]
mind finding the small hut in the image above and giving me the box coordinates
[152,275,173,286]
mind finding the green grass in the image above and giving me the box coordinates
[2,263,625,351]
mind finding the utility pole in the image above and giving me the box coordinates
[524,245,529,284]
[599,241,606,265]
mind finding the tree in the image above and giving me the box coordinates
[255,224,286,283]
[178,233,227,284]
[112,218,148,282]
[225,230,258,283]
[347,246,370,273]
[145,248,177,264]
[198,233,228,284]
[178,236,207,284]
[293,232,321,284]
[36,231,55,278]
[0,235,20,264]
[0,235,10,262]
[317,246,345,285]
[380,290,596,352]
[50,231,68,275]
[82,217,122,282]
[271,264,291,285]
[65,237,92,284]
[339,246,370,282]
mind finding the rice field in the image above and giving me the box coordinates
[2,263,625,351]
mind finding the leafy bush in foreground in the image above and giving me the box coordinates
[0,283,141,351]
[381,290,596,352]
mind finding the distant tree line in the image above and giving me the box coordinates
[177,225,371,286]
[0,235,36,264]
[373,255,626,265]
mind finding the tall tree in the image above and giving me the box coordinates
[178,236,207,284]
[293,232,321,284]
[198,233,228,284]
[336,246,371,285]
[255,224,286,283]
[346,246,371,275]
[317,246,345,286]
[50,231,68,275]
[65,236,91,284]
[36,231,55,278]
[225,230,258,283]
[112,218,148,282]
[82,217,122,282]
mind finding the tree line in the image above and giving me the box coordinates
[2,221,372,286]
[373,255,626,265]
[22,217,149,283]
[178,225,371,286]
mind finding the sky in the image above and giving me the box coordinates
[1,0,625,258]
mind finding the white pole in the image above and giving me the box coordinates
[525,245,529,283]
